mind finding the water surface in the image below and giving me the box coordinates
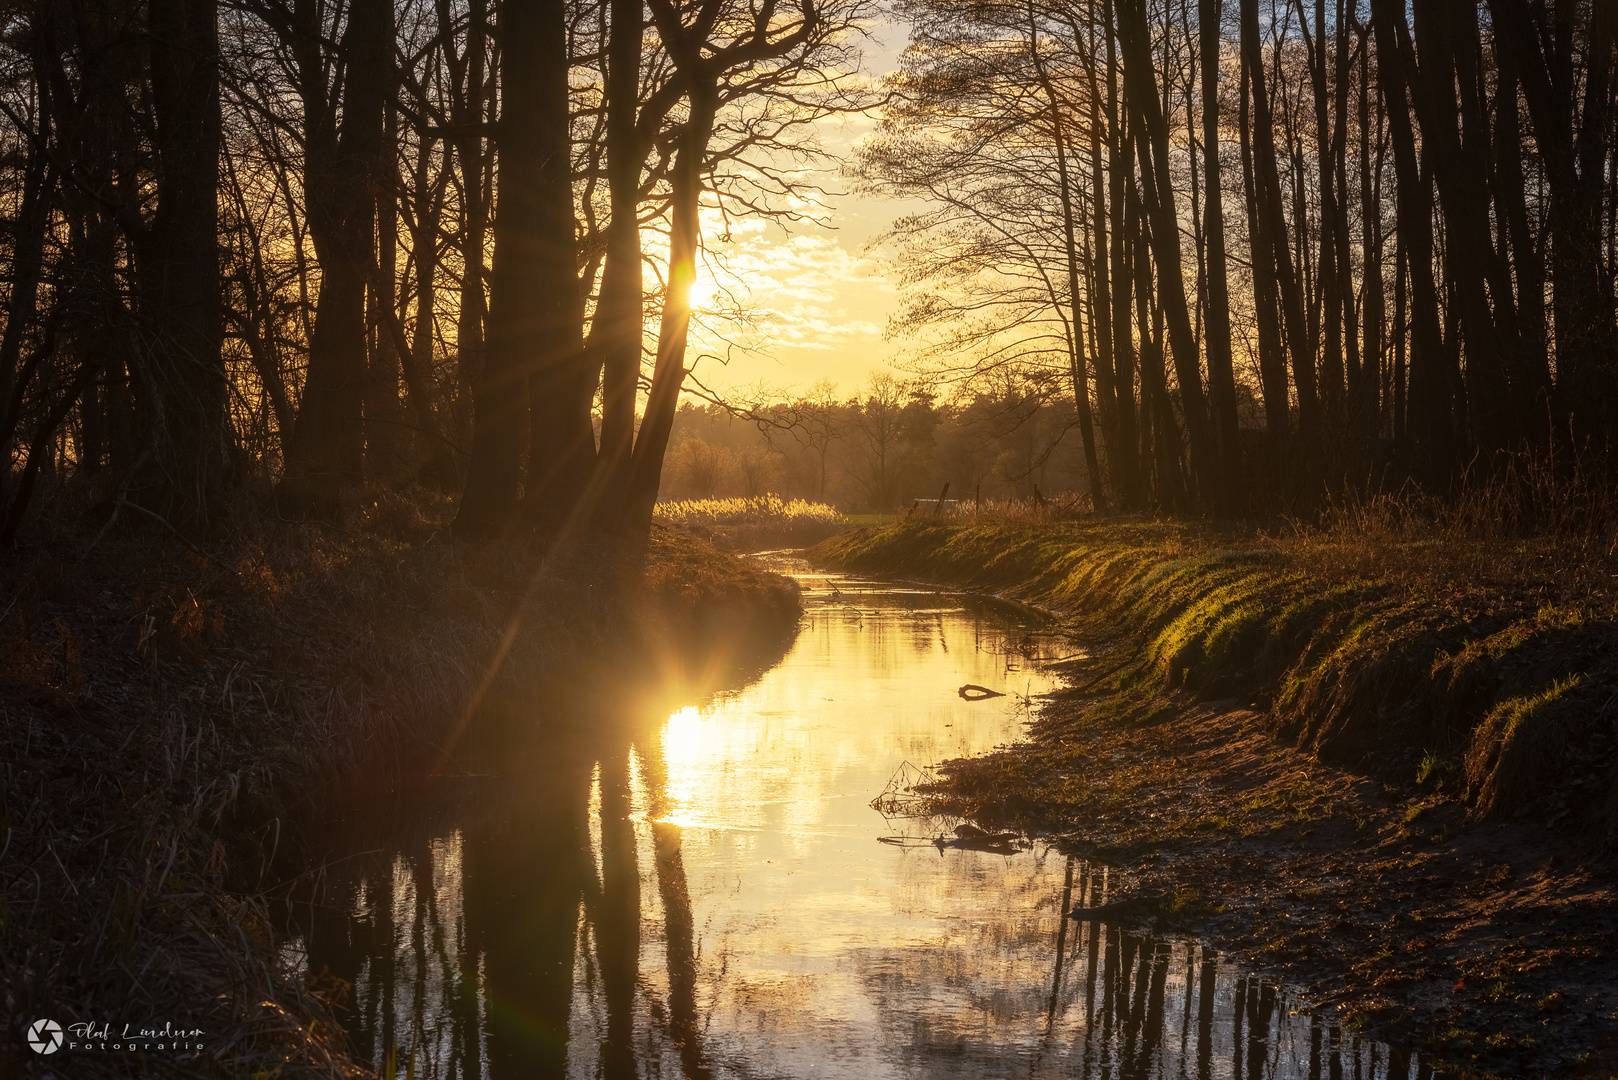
[290,569,1437,1079]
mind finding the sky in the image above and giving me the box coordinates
[682,17,914,401]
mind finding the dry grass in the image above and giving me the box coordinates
[653,495,844,551]
[0,489,801,1078]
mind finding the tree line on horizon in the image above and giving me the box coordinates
[0,0,875,547]
[860,0,1616,520]
[663,373,1097,510]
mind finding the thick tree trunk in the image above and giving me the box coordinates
[284,0,390,514]
[145,0,226,529]
[1371,0,1454,486]
[455,0,587,537]
[1408,0,1515,460]
[519,0,593,531]
[1492,47,1551,445]
[591,0,647,527]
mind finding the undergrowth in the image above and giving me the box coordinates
[0,489,800,1077]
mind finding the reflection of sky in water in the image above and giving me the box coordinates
[313,573,1438,1080]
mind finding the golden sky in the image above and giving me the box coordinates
[684,20,912,399]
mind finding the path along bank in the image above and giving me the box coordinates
[1,503,800,1078]
[813,518,1618,1079]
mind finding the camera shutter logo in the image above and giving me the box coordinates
[27,1018,63,1055]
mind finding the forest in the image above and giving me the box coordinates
[0,0,1612,540]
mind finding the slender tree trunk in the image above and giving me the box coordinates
[1108,28,1142,509]
[1372,0,1453,486]
[367,101,411,487]
[625,82,717,534]
[448,0,489,442]
[1239,18,1289,471]
[1088,76,1119,499]
[1200,0,1243,513]
[1030,7,1105,509]
[1243,0,1318,484]
[0,8,53,429]
[1356,23,1385,449]
[1118,0,1217,511]
[1306,0,1344,424]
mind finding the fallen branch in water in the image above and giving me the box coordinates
[958,683,1005,700]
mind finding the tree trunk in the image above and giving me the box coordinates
[1118,0,1217,511]
[624,82,717,535]
[1372,0,1454,486]
[1488,0,1615,460]
[1239,17,1290,470]
[591,0,647,527]
[366,101,411,487]
[1109,58,1142,509]
[1030,9,1105,510]
[145,0,226,529]
[1243,0,1317,486]
[284,0,390,514]
[1200,0,1243,514]
[455,0,588,538]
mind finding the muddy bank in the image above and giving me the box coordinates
[813,519,1618,1078]
[1,505,800,1078]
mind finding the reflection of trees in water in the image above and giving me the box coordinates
[852,857,1431,1080]
[299,722,717,1080]
[297,728,1433,1080]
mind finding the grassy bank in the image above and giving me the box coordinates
[816,518,1618,833]
[1,497,800,1078]
[813,519,1618,1076]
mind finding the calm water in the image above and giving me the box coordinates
[288,569,1437,1079]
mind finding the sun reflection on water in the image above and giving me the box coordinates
[305,573,1440,1080]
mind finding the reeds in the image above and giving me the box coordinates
[653,494,844,550]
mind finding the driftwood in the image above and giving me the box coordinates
[932,822,1022,854]
[957,683,1006,700]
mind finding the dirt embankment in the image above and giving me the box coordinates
[813,519,1618,1079]
[1,502,800,1079]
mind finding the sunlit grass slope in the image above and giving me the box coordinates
[812,519,1618,838]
